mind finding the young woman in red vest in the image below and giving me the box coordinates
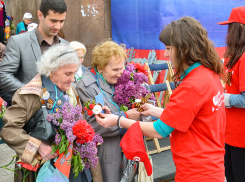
[96,16,226,182]
[218,6,245,182]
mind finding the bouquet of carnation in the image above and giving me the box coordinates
[0,98,7,119]
[83,99,104,118]
[47,102,103,179]
[113,62,156,112]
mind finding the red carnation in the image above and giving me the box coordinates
[89,104,95,109]
[84,107,88,110]
[72,120,95,144]
[87,110,93,116]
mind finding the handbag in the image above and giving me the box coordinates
[137,157,153,182]
[120,154,139,182]
[23,106,56,143]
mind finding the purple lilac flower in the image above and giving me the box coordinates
[126,64,135,72]
[55,133,61,145]
[114,67,156,109]
[46,114,55,122]
[48,101,101,171]
[3,102,7,108]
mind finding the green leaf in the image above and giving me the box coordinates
[74,171,79,180]
[120,104,128,112]
[130,73,134,81]
[59,144,66,154]
[61,135,66,142]
[74,155,78,167]
[51,145,57,154]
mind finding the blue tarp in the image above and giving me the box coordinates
[112,0,245,50]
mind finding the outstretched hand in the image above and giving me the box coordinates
[102,105,111,114]
[126,108,141,120]
[140,103,156,116]
[95,113,118,128]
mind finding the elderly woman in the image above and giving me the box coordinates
[0,44,102,182]
[76,40,141,182]
[70,41,87,83]
[16,12,33,34]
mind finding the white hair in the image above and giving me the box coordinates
[70,41,87,55]
[37,44,81,77]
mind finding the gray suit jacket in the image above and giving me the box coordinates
[76,70,123,182]
[0,29,69,94]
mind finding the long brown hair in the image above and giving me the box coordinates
[224,23,245,69]
[159,16,225,83]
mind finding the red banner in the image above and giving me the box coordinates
[54,143,73,179]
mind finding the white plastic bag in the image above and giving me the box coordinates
[36,160,68,182]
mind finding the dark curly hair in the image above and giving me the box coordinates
[39,0,67,18]
[159,16,225,83]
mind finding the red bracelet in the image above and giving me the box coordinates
[125,112,128,118]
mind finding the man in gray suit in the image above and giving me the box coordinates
[0,0,68,97]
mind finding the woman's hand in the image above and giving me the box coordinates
[140,103,156,116]
[38,142,58,161]
[95,113,118,128]
[102,105,111,114]
[126,108,141,120]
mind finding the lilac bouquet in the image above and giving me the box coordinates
[0,101,7,119]
[114,63,156,111]
[47,102,103,179]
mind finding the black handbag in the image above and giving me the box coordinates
[23,106,56,143]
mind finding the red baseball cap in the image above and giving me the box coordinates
[218,6,245,25]
[120,121,153,176]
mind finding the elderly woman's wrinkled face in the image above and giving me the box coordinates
[23,18,32,25]
[98,56,125,85]
[76,49,84,64]
[50,63,77,91]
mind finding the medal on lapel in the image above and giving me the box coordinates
[57,100,62,105]
[46,103,53,109]
[42,90,50,100]
[46,97,54,110]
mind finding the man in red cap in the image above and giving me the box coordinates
[218,6,245,182]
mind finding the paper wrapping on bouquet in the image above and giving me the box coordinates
[134,94,152,112]
[17,161,40,171]
[54,143,73,179]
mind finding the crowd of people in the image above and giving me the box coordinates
[0,0,244,182]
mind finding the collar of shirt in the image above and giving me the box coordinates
[76,66,83,78]
[35,28,60,46]
[181,62,202,80]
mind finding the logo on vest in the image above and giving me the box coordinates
[212,90,224,112]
